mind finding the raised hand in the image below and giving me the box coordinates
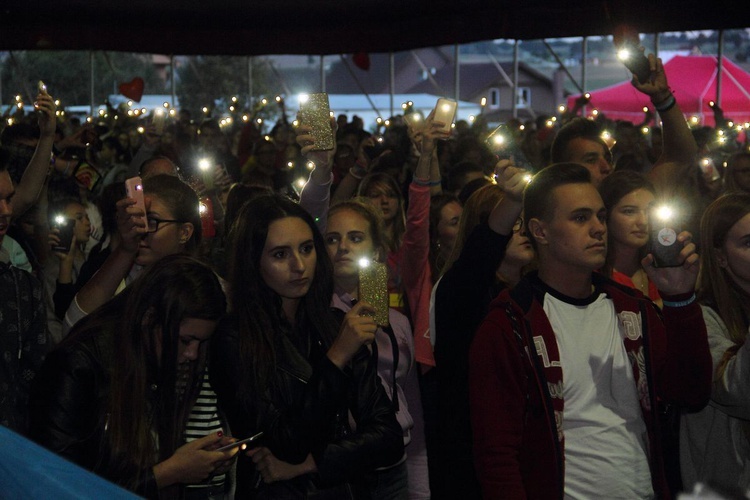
[494,160,530,203]
[327,300,377,369]
[154,432,239,488]
[642,231,700,296]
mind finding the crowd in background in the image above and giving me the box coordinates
[1,52,750,500]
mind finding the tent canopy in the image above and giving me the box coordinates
[0,1,748,56]
[568,55,750,126]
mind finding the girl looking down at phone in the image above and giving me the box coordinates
[210,194,402,498]
[30,256,234,498]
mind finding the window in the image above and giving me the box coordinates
[489,88,500,109]
[516,87,531,108]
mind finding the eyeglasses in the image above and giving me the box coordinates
[146,217,185,233]
[513,217,524,233]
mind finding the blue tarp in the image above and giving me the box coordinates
[0,426,140,499]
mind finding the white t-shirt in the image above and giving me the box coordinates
[543,288,654,500]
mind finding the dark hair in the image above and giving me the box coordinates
[447,161,484,194]
[228,194,338,399]
[524,163,592,249]
[139,155,180,178]
[97,182,127,238]
[724,152,750,195]
[458,176,491,205]
[550,117,609,164]
[0,148,9,172]
[64,255,225,491]
[142,174,202,251]
[223,183,273,240]
[598,170,656,275]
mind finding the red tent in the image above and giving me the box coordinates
[568,55,750,127]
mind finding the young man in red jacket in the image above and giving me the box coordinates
[469,162,711,499]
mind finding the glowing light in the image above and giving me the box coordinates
[287,162,294,169]
[384,120,391,127]
[491,135,506,147]
[199,202,207,214]
[709,101,715,107]
[519,125,525,131]
[655,205,674,221]
[719,136,727,144]
[98,109,105,116]
[163,102,170,108]
[551,116,557,122]
[202,107,209,114]
[642,127,650,135]
[127,100,133,107]
[229,106,235,112]
[198,159,211,172]
[137,126,145,134]
[584,93,591,99]
[545,120,554,128]
[7,118,13,126]
[558,105,566,113]
[690,116,699,125]
[718,129,725,136]
[523,174,533,184]
[133,109,140,116]
[54,100,60,106]
[14,95,21,102]
[295,178,307,190]
[16,102,23,109]
[264,135,271,141]
[54,215,66,225]
[169,109,176,116]
[242,115,249,122]
[592,109,599,117]
[86,116,93,123]
[727,121,734,128]
[407,101,413,106]
[297,94,308,105]
[261,98,268,105]
[468,115,475,123]
[256,118,263,125]
[617,48,631,61]
[275,95,282,103]
[643,106,649,113]
[481,97,487,107]
[441,103,451,112]
[141,108,147,114]
[376,117,383,124]
[401,103,408,110]
[231,96,238,103]
[306,161,315,170]
[292,120,299,127]
[226,117,233,124]
[358,257,371,268]
[451,123,456,129]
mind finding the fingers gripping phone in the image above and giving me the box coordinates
[650,205,683,267]
[433,98,457,134]
[51,215,75,252]
[125,176,146,225]
[216,431,264,452]
[616,40,651,84]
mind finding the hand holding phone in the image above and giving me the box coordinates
[433,98,457,134]
[616,40,651,84]
[649,205,683,267]
[125,176,147,226]
[215,431,264,452]
[50,215,75,253]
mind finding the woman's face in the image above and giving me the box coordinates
[365,183,399,223]
[436,201,462,254]
[176,318,216,364]
[608,188,655,250]
[719,212,750,295]
[137,194,192,267]
[503,217,535,268]
[260,217,317,301]
[64,202,92,245]
[325,209,377,284]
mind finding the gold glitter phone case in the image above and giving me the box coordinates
[358,260,389,327]
[299,92,334,151]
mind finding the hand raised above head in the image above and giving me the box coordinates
[296,115,337,169]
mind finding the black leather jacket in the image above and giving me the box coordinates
[210,314,403,498]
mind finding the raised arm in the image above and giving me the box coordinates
[632,54,699,192]
[297,119,336,232]
[13,91,56,218]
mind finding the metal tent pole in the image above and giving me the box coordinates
[170,54,176,107]
[247,56,253,106]
[454,43,460,112]
[390,52,395,118]
[512,40,519,119]
[717,30,724,108]
[320,55,326,93]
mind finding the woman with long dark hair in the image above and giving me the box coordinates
[211,194,402,498]
[30,255,233,498]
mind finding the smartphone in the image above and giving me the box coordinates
[403,111,425,131]
[299,93,334,151]
[363,136,387,160]
[358,259,389,327]
[216,431,264,452]
[433,98,457,134]
[649,206,683,267]
[51,215,75,252]
[199,197,216,239]
[72,161,102,193]
[125,176,147,225]
[617,40,651,84]
[153,109,166,135]
[699,157,721,182]
[485,124,532,170]
[38,80,48,94]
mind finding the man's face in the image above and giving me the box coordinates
[566,137,612,187]
[531,182,607,273]
[0,171,15,244]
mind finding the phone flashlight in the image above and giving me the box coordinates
[54,214,66,225]
[650,205,682,267]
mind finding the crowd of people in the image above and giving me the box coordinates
[1,51,749,499]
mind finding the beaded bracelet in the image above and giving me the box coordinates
[662,293,696,308]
